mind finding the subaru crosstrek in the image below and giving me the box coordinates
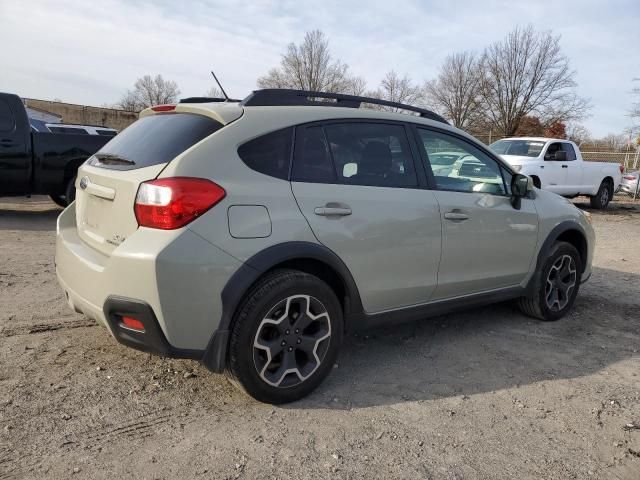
[56,89,595,403]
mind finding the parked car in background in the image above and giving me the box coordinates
[427,151,470,176]
[0,92,113,206]
[490,137,623,209]
[56,89,595,403]
[620,170,639,197]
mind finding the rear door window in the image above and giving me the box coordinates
[292,122,418,188]
[89,113,223,170]
[324,123,418,188]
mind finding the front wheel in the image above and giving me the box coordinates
[517,241,582,321]
[227,270,343,403]
[589,180,612,209]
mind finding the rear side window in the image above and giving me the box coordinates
[238,127,293,180]
[97,129,117,137]
[49,126,89,134]
[89,113,222,170]
[562,143,577,161]
[0,99,16,132]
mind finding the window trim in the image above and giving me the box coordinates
[411,124,513,197]
[291,118,426,189]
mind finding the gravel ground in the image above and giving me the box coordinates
[1,195,639,480]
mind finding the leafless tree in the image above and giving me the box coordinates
[366,71,423,112]
[423,52,483,129]
[597,133,626,150]
[479,26,590,136]
[258,30,366,94]
[630,78,640,134]
[566,123,591,146]
[346,76,367,96]
[206,86,224,98]
[117,74,180,111]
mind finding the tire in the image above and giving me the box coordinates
[48,176,76,208]
[517,241,582,321]
[65,176,77,205]
[589,180,612,209]
[49,194,67,208]
[226,269,343,404]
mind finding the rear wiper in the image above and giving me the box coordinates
[94,153,136,166]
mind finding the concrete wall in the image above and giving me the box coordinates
[23,98,138,131]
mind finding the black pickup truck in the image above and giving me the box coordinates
[0,92,112,206]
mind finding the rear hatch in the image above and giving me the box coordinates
[74,109,231,256]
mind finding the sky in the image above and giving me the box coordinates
[1,0,638,137]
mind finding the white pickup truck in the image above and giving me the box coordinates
[489,137,623,209]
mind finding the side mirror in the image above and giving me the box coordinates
[553,150,567,161]
[510,174,530,209]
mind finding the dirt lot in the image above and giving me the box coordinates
[1,196,639,480]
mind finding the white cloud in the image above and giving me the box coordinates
[1,0,638,136]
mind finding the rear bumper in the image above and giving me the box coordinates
[55,202,243,353]
[103,296,203,359]
[619,184,638,194]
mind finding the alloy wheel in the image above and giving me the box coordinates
[545,254,577,312]
[253,295,331,388]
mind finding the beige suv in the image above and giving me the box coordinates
[56,89,595,403]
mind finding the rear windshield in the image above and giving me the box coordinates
[88,113,223,170]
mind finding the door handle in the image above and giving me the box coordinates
[562,165,568,168]
[444,211,469,221]
[314,206,352,216]
[0,139,15,147]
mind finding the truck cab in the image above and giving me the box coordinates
[0,94,32,194]
[0,92,114,205]
[490,137,623,208]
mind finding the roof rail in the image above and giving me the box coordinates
[241,89,449,124]
[179,96,241,104]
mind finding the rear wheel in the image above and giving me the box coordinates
[65,176,77,205]
[227,270,343,403]
[48,176,76,208]
[517,241,582,321]
[589,180,612,209]
[49,194,67,208]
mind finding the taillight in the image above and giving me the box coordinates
[134,177,225,230]
[619,165,624,174]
